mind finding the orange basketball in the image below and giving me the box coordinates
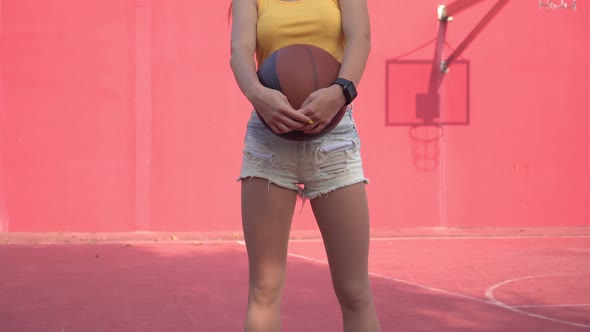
[256,44,347,141]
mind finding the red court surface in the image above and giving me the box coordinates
[1,228,589,331]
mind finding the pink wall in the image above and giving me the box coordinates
[0,0,588,233]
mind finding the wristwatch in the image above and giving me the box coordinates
[333,78,357,105]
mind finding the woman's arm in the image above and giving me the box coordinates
[336,0,371,87]
[299,0,371,133]
[229,0,260,100]
[229,0,312,134]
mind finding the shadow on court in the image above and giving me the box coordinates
[0,240,588,332]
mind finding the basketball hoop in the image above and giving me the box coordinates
[409,124,444,172]
[538,0,576,10]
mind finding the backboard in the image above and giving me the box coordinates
[385,59,470,127]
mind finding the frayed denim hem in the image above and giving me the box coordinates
[302,178,369,201]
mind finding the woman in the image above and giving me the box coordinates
[230,0,380,331]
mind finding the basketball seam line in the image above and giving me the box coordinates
[306,45,319,91]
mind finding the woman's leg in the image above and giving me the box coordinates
[310,183,381,332]
[242,177,298,332]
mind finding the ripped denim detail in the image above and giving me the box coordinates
[243,140,280,168]
[315,140,357,178]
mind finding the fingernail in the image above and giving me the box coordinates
[308,120,314,125]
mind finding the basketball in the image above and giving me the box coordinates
[256,44,348,141]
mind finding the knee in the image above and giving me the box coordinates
[249,274,286,307]
[333,279,374,311]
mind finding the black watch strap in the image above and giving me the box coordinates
[333,78,357,105]
[334,78,351,87]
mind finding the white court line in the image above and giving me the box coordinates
[7,234,588,246]
[3,239,247,246]
[281,249,590,329]
[514,304,590,308]
[287,235,590,243]
[288,253,488,304]
[485,273,590,329]
[239,240,590,328]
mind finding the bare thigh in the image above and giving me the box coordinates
[310,183,372,299]
[241,177,298,291]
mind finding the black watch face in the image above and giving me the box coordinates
[335,78,357,104]
[344,83,357,103]
[347,83,357,99]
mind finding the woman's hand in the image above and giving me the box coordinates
[298,85,346,134]
[248,86,314,134]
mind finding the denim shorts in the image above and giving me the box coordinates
[238,107,368,200]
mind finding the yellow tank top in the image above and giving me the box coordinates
[256,0,345,66]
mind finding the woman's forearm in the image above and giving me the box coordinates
[230,48,264,101]
[338,34,371,88]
